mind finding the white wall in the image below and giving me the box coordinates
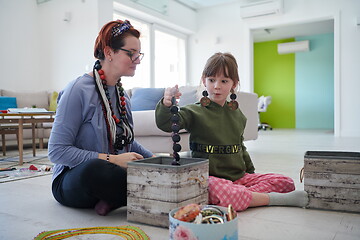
[0,0,40,90]
[0,0,102,92]
[188,1,250,89]
[189,0,360,138]
[37,0,102,92]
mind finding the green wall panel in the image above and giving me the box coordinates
[254,39,295,128]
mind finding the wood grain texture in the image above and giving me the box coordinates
[127,157,209,227]
[304,152,360,213]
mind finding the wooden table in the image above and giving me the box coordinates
[0,112,55,165]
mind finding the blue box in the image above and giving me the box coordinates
[0,97,17,110]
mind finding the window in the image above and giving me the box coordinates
[113,13,151,88]
[154,28,186,87]
[113,12,187,89]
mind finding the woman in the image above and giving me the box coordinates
[48,20,153,216]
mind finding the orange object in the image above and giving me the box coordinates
[173,203,201,222]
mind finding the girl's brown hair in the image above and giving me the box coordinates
[94,20,140,60]
[202,52,240,87]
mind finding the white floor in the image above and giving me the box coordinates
[1,129,360,240]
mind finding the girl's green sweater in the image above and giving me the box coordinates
[156,100,255,181]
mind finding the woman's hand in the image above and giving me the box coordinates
[163,85,182,107]
[110,152,144,168]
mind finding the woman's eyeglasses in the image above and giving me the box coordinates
[119,48,144,62]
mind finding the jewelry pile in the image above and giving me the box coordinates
[173,203,237,224]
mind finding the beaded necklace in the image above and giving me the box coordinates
[170,96,181,165]
[93,60,134,153]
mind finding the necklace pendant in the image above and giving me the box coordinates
[228,101,238,110]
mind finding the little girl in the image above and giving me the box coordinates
[155,52,308,211]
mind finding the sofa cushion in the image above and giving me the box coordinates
[132,110,187,136]
[131,88,165,111]
[0,96,17,110]
[48,91,59,112]
[2,90,49,109]
[132,110,170,136]
[178,86,198,107]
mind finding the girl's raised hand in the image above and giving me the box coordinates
[163,85,182,107]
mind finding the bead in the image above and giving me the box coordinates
[172,133,181,142]
[94,60,101,70]
[171,123,180,133]
[230,93,237,100]
[121,101,126,106]
[170,105,179,114]
[171,114,180,123]
[173,143,182,152]
[202,90,208,97]
[98,69,104,75]
[112,115,120,123]
[100,74,106,80]
[120,96,126,101]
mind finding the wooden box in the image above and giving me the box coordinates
[127,157,209,227]
[304,151,360,213]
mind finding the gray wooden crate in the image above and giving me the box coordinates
[304,151,360,213]
[127,157,209,227]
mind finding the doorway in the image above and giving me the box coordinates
[250,18,337,131]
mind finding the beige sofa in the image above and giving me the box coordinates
[1,87,258,155]
[0,89,56,153]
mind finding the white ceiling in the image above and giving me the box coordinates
[174,0,334,42]
[252,20,334,42]
[175,0,238,10]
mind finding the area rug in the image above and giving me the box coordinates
[34,225,150,240]
[0,149,53,183]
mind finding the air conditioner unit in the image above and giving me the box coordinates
[277,40,310,54]
[240,0,283,19]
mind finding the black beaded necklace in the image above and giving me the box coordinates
[170,96,181,165]
[93,60,134,153]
